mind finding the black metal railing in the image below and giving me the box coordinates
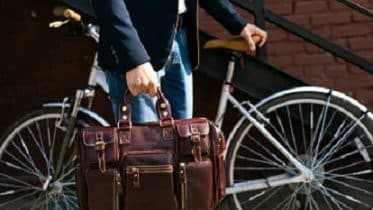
[233,0,373,74]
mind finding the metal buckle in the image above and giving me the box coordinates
[190,127,200,143]
[95,132,105,151]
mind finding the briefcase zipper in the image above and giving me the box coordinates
[180,162,187,210]
[126,165,174,174]
[113,170,121,210]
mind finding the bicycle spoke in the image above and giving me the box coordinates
[321,170,373,183]
[238,144,292,172]
[35,121,52,176]
[315,183,352,210]
[235,166,282,171]
[247,134,295,172]
[323,175,373,197]
[322,143,372,166]
[0,172,39,189]
[0,159,42,180]
[27,125,51,175]
[315,114,366,169]
[328,159,368,173]
[286,106,298,154]
[310,94,331,168]
[298,104,308,155]
[15,134,44,177]
[0,189,40,208]
[273,185,301,210]
[3,149,42,178]
[245,186,284,209]
[320,183,371,208]
[49,119,59,175]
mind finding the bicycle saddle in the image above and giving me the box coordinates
[203,36,261,53]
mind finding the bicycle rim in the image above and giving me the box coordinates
[226,87,373,210]
[0,108,96,210]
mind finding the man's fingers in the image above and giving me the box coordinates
[247,36,256,52]
[128,85,139,96]
[147,82,158,97]
[255,28,267,47]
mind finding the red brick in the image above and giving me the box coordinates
[328,1,350,11]
[305,43,325,53]
[267,42,304,56]
[353,89,373,108]
[348,36,373,50]
[325,64,349,77]
[313,26,332,38]
[331,24,371,37]
[334,38,348,48]
[267,3,293,15]
[269,55,293,67]
[267,28,288,42]
[283,65,305,78]
[294,53,335,65]
[304,64,327,77]
[286,14,311,26]
[357,50,373,60]
[335,75,373,89]
[352,11,372,22]
[266,0,296,3]
[311,12,351,25]
[306,77,335,88]
[347,64,369,75]
[351,0,373,9]
[295,1,328,14]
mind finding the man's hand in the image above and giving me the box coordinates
[240,23,268,52]
[126,62,159,97]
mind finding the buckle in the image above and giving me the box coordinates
[95,132,106,151]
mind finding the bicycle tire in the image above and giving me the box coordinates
[0,107,101,210]
[226,86,373,210]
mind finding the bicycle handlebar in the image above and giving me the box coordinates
[63,9,81,22]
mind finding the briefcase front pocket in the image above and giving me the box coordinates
[124,152,178,210]
[86,169,121,210]
[179,160,214,210]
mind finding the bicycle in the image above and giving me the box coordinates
[0,8,372,210]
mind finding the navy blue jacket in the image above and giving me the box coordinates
[91,0,246,72]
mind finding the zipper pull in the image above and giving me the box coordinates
[116,172,123,195]
[132,167,140,189]
[180,163,186,183]
[180,163,187,210]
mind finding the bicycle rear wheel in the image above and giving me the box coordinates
[0,107,100,210]
[226,87,373,210]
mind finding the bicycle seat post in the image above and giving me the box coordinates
[224,51,241,84]
[215,51,241,127]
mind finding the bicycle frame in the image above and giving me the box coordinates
[214,55,314,195]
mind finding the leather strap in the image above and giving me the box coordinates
[190,125,202,162]
[118,88,174,127]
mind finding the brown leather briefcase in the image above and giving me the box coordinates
[76,90,226,210]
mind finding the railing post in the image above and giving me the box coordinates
[253,0,267,60]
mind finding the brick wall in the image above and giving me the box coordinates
[200,0,373,109]
[0,0,372,134]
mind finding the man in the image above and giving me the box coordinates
[91,0,267,123]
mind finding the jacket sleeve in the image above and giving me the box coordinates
[199,0,247,35]
[91,0,150,71]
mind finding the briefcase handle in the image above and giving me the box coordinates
[118,88,174,128]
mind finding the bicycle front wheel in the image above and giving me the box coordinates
[0,107,100,210]
[226,86,373,210]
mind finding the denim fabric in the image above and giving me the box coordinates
[105,27,193,123]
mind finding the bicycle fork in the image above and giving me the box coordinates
[54,89,94,177]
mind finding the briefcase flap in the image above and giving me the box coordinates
[176,119,211,156]
[80,127,119,171]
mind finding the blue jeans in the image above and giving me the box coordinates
[105,27,193,123]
